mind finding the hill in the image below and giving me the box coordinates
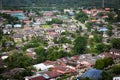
[1,0,120,9]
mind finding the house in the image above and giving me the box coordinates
[58,57,71,63]
[26,48,36,59]
[99,52,115,59]
[52,24,59,28]
[45,71,62,79]
[24,20,31,25]
[81,59,96,67]
[55,28,65,33]
[51,66,77,74]
[43,11,54,16]
[110,48,120,59]
[5,24,12,29]
[33,63,54,71]
[25,75,46,80]
[13,34,23,42]
[2,28,11,34]
[77,68,103,80]
[99,49,120,59]
[14,24,22,28]
[26,52,36,59]
[32,22,41,28]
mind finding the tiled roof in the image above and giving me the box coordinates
[45,71,61,78]
[29,76,46,80]
[110,48,120,53]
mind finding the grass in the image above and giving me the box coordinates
[42,24,51,28]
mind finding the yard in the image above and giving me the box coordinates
[42,25,51,28]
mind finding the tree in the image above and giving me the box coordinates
[4,53,34,68]
[111,64,120,75]
[75,11,88,23]
[47,18,63,25]
[95,43,111,54]
[86,22,93,32]
[92,35,103,43]
[111,38,120,49]
[99,71,113,80]
[94,59,105,69]
[97,12,104,17]
[94,57,114,69]
[74,36,87,54]
[35,46,47,63]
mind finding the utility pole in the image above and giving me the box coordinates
[102,0,105,8]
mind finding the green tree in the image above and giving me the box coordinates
[4,53,34,68]
[47,18,63,25]
[94,57,114,69]
[111,38,120,49]
[86,22,93,32]
[35,46,47,63]
[111,64,120,75]
[93,35,103,43]
[75,11,88,23]
[74,36,87,54]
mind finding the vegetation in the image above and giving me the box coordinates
[4,52,34,68]
[100,64,120,80]
[94,57,114,69]
[0,13,19,24]
[111,38,120,49]
[2,0,120,9]
[54,36,71,44]
[74,36,87,54]
[47,18,63,25]
[75,11,88,23]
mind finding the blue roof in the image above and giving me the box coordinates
[11,13,27,20]
[77,68,103,80]
[99,27,108,32]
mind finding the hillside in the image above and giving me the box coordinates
[1,0,120,9]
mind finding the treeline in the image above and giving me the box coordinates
[2,0,120,9]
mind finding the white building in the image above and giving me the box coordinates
[33,63,54,71]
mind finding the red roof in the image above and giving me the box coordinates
[52,66,76,74]
[29,76,46,80]
[46,71,61,78]
[2,10,23,13]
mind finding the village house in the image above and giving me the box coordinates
[2,28,11,35]
[13,34,23,42]
[14,24,22,28]
[33,63,54,71]
[99,48,120,59]
[26,48,36,59]
[43,11,54,16]
[25,75,46,80]
[5,24,12,29]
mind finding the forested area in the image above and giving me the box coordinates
[2,0,120,9]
